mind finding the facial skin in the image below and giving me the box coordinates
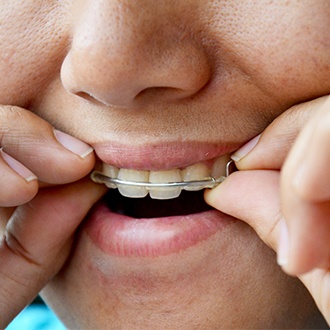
[1,0,330,328]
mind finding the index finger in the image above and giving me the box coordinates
[232,96,328,170]
[0,105,94,184]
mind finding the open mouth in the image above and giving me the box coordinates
[102,188,212,218]
[84,154,235,257]
[92,155,233,218]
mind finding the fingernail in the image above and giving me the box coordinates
[0,149,37,182]
[231,134,261,162]
[277,218,290,266]
[54,129,94,158]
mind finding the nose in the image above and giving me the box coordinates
[61,1,211,108]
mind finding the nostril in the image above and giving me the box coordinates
[75,91,110,106]
[136,86,192,102]
[74,90,131,108]
[137,86,173,97]
[75,91,96,102]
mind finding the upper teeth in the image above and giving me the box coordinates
[91,155,231,200]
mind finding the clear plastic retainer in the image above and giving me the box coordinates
[90,160,235,190]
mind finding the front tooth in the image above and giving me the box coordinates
[149,169,182,200]
[102,164,119,188]
[182,163,210,191]
[117,169,149,198]
[211,155,231,178]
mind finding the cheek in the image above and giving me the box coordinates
[206,1,330,106]
[0,2,69,106]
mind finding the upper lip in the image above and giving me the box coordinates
[93,141,240,170]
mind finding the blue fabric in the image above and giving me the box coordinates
[6,305,66,330]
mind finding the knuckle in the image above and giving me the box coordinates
[0,106,25,148]
[265,210,282,251]
[0,177,38,208]
[3,228,42,268]
[0,105,24,124]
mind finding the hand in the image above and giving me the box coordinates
[0,105,96,206]
[205,96,330,324]
[0,105,106,327]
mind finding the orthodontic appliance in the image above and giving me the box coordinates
[90,159,235,192]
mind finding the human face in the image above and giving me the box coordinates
[2,0,330,328]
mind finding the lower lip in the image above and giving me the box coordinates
[84,201,235,257]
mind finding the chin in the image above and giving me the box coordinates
[40,196,322,329]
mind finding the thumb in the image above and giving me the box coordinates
[206,169,330,326]
[205,170,282,252]
[0,179,106,327]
